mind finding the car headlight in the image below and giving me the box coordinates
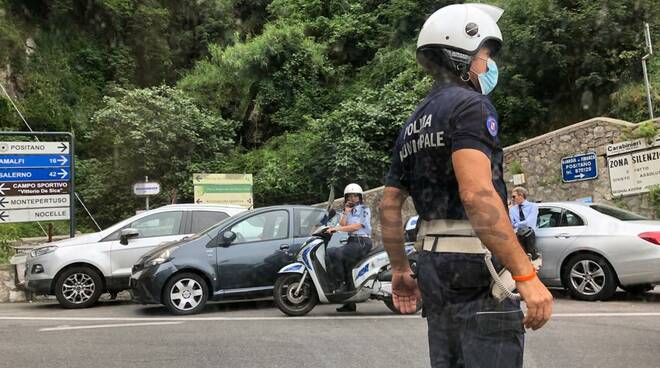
[145,248,175,267]
[30,246,58,258]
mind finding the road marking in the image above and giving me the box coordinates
[549,312,660,318]
[2,312,660,323]
[39,321,182,332]
[2,315,420,322]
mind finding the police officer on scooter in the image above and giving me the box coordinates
[379,4,553,367]
[327,183,372,312]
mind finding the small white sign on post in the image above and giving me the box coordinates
[133,182,161,196]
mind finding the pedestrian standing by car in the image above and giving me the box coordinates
[379,3,553,367]
[509,186,539,231]
[327,183,373,312]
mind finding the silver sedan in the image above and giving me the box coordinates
[535,202,660,301]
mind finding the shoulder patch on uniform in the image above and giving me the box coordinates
[486,115,498,137]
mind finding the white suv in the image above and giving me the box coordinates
[24,204,246,308]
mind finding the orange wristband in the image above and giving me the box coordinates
[512,269,536,282]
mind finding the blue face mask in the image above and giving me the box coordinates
[476,58,498,95]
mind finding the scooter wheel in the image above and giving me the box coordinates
[274,274,318,316]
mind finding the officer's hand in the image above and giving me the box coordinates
[516,277,553,330]
[326,227,338,234]
[391,269,421,314]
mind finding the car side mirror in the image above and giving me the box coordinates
[220,230,236,246]
[120,228,139,245]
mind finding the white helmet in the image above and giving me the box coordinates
[344,183,364,196]
[417,3,503,55]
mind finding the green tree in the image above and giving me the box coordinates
[494,0,660,142]
[80,86,238,226]
[179,21,333,146]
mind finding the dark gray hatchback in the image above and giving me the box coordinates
[130,205,327,315]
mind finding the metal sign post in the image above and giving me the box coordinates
[0,132,75,237]
[642,22,654,121]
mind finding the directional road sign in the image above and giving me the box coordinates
[0,139,73,225]
[0,141,69,154]
[0,194,70,210]
[0,168,70,182]
[0,154,69,168]
[561,153,598,183]
[0,181,70,196]
[193,173,253,207]
[0,208,70,223]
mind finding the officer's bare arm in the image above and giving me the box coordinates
[380,187,410,272]
[452,149,532,276]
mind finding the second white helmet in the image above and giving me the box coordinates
[344,183,364,196]
[417,3,504,56]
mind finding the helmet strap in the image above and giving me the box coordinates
[460,70,471,82]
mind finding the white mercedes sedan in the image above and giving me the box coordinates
[536,202,660,301]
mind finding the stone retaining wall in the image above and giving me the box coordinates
[0,264,25,303]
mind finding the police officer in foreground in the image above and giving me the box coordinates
[379,4,553,367]
[327,183,372,312]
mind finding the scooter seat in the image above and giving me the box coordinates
[364,244,385,258]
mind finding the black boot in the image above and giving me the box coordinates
[336,303,357,312]
[337,303,357,312]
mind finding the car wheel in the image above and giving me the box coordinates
[163,273,209,315]
[562,253,617,301]
[621,284,655,294]
[55,266,103,309]
[273,273,317,316]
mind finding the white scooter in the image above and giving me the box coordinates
[273,210,420,316]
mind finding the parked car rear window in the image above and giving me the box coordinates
[191,211,229,234]
[589,204,648,221]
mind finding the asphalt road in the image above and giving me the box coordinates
[1,288,659,368]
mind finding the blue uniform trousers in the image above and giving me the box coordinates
[417,251,525,368]
[327,237,372,287]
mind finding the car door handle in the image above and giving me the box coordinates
[279,244,290,251]
[554,233,571,238]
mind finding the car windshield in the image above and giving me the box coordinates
[194,214,239,238]
[589,204,649,221]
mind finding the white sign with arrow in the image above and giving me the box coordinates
[0,207,70,223]
[0,194,70,209]
[0,141,69,154]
